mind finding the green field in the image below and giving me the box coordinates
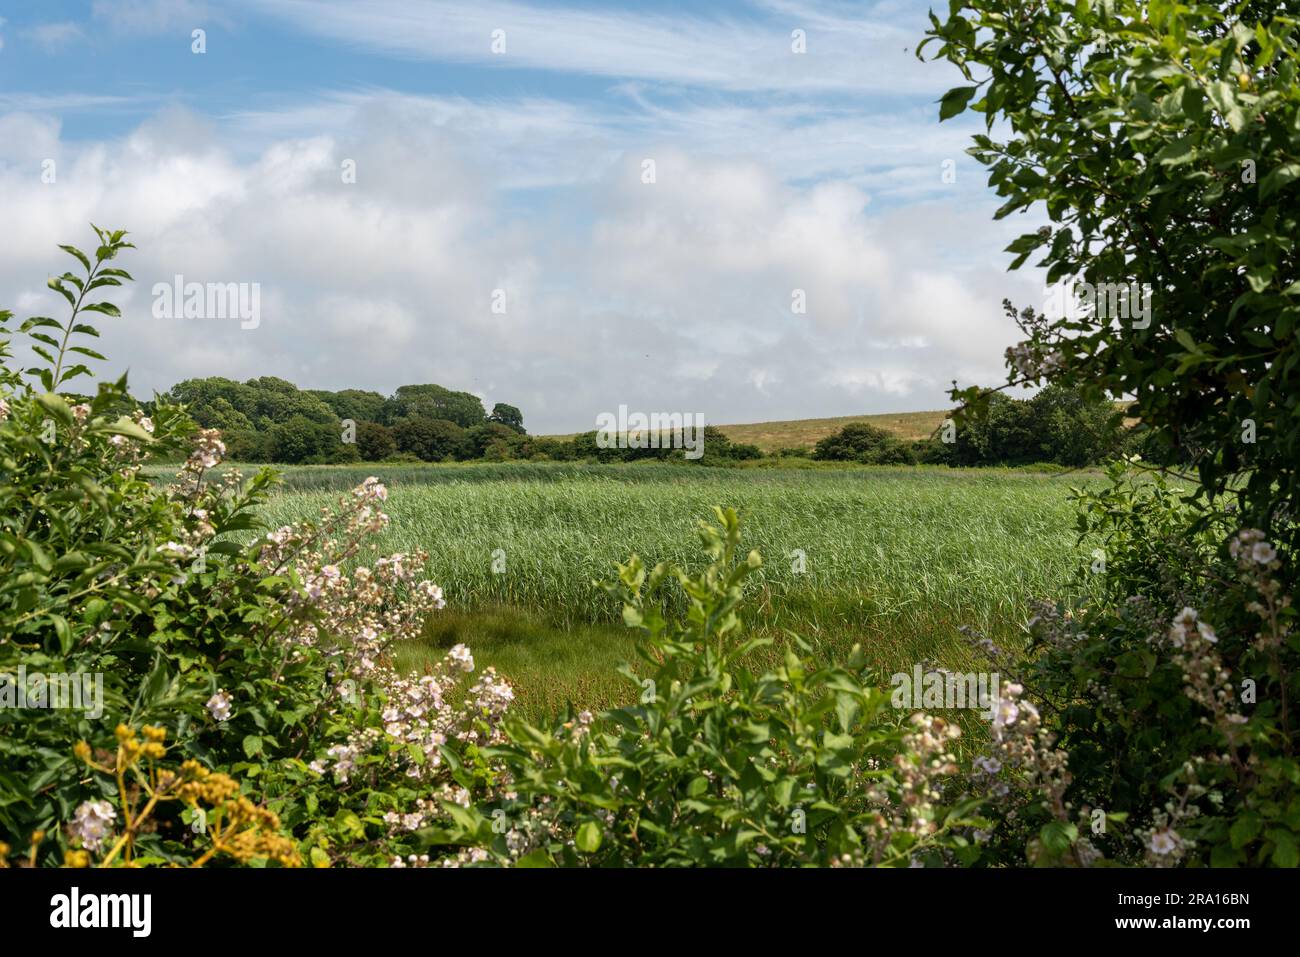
[543,409,949,452]
[239,461,1103,718]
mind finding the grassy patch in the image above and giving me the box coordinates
[244,461,1102,719]
[541,410,950,452]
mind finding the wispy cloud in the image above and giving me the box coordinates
[225,87,974,202]
[24,22,88,53]
[250,0,936,94]
[90,0,224,33]
[0,92,162,114]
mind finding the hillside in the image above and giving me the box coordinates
[708,410,948,452]
[544,410,948,454]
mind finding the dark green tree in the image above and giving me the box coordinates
[488,402,525,433]
[356,421,397,461]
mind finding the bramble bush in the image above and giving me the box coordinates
[0,229,510,867]
[430,509,988,867]
[923,0,1300,865]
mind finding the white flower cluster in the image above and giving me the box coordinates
[206,689,233,722]
[69,799,117,852]
[1005,341,1063,381]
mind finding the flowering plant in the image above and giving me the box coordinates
[437,508,988,867]
[0,230,506,867]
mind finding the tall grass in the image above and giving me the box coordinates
[244,462,1102,717]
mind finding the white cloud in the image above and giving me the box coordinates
[0,92,1040,432]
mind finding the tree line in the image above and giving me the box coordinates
[161,376,1146,467]
[811,384,1152,467]
[159,376,527,464]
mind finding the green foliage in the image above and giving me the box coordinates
[165,379,531,465]
[394,417,468,461]
[925,0,1300,867]
[982,463,1299,866]
[0,230,498,868]
[355,420,397,461]
[912,383,1122,467]
[436,509,985,866]
[488,402,525,433]
[387,384,487,429]
[814,422,916,464]
[923,0,1300,542]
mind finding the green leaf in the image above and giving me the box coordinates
[514,849,554,868]
[93,417,155,443]
[59,244,91,272]
[1155,137,1197,166]
[1271,834,1299,868]
[1260,163,1300,200]
[575,820,603,853]
[1230,813,1261,849]
[939,86,978,121]
[34,393,73,427]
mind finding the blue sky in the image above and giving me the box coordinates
[0,0,1046,433]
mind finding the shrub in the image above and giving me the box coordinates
[0,230,506,867]
[963,466,1296,866]
[464,422,523,459]
[813,422,915,464]
[925,0,1300,867]
[435,509,985,867]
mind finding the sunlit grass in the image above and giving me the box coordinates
[241,462,1102,719]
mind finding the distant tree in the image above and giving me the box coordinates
[311,388,387,426]
[956,394,1040,465]
[488,402,525,433]
[394,417,468,461]
[356,421,397,461]
[1029,383,1123,467]
[464,422,524,459]
[166,377,257,428]
[201,396,254,433]
[389,384,487,428]
[222,428,271,462]
[813,422,906,463]
[270,414,339,464]
[482,439,512,462]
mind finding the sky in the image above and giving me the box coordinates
[0,0,1048,434]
